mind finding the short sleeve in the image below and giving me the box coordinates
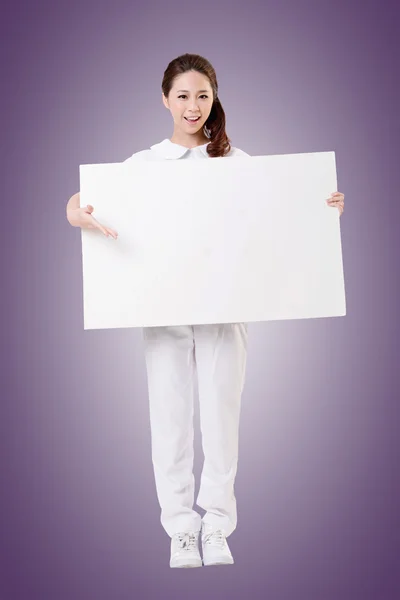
[122,149,151,164]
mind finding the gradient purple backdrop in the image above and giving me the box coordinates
[1,1,399,599]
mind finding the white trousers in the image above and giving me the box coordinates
[142,323,248,538]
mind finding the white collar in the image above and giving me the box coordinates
[150,138,209,159]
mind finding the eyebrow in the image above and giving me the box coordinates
[176,89,210,93]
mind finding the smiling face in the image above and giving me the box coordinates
[162,70,214,146]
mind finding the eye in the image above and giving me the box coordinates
[178,94,209,99]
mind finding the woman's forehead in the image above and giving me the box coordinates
[172,72,211,90]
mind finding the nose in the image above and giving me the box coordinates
[189,100,200,112]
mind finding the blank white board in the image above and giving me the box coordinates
[79,152,345,330]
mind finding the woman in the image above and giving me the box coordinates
[66,53,345,569]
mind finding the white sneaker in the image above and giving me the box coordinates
[201,522,234,566]
[170,530,202,568]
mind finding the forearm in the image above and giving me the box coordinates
[66,192,81,226]
[67,191,80,211]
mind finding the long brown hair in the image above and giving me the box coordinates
[161,53,232,158]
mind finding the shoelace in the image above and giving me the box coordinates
[203,529,225,547]
[174,532,198,551]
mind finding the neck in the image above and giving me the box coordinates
[170,130,209,148]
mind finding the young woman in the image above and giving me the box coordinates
[66,53,345,569]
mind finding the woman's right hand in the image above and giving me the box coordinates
[68,204,118,239]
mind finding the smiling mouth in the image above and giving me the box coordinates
[185,117,200,122]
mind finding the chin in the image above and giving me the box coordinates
[183,119,202,127]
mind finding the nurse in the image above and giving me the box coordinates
[66,53,345,569]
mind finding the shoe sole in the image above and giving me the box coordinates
[203,558,234,566]
[170,559,202,568]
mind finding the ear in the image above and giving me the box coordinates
[162,93,169,109]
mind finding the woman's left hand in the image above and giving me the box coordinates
[326,192,345,216]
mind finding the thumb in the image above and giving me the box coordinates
[86,204,94,212]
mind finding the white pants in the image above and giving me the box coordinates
[142,323,248,538]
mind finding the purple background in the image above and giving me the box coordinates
[2,1,399,598]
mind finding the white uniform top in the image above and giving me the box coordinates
[123,138,250,162]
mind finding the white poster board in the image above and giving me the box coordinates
[79,152,345,330]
